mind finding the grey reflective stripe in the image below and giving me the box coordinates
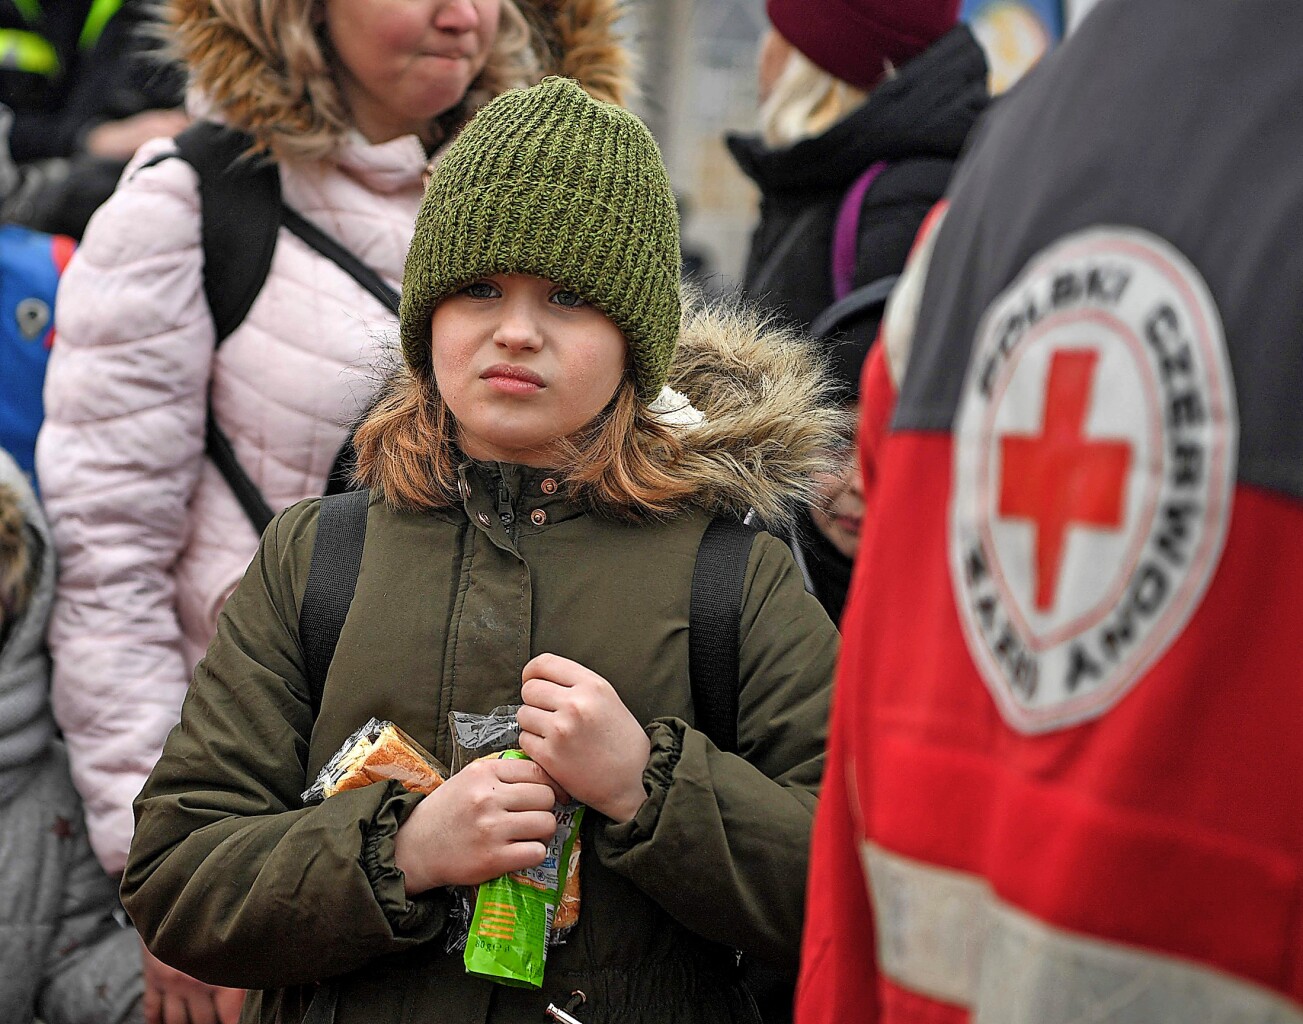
[860,843,1303,1023]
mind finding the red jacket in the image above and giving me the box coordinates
[796,4,1303,1018]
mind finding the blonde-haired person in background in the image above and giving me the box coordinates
[36,1,629,1020]
[727,0,988,627]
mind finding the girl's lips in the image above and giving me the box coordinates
[482,364,545,394]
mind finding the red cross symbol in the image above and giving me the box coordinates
[999,349,1132,612]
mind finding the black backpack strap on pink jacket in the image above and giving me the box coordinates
[137,121,398,536]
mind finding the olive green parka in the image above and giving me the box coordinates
[121,302,845,1024]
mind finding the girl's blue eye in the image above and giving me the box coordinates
[463,281,498,299]
[552,289,588,308]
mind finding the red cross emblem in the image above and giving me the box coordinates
[952,228,1236,732]
[998,349,1132,612]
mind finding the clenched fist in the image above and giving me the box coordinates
[517,653,651,823]
[394,755,566,894]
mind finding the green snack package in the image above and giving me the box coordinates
[464,750,585,988]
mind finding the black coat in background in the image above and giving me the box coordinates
[728,24,989,365]
[0,0,183,164]
[729,25,988,627]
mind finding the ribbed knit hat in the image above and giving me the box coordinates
[400,76,682,403]
[767,0,960,90]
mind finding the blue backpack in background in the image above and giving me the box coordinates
[0,222,72,483]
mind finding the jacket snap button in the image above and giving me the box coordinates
[477,512,492,527]
[541,477,558,495]
[530,509,548,526]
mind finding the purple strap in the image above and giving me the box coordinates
[831,160,888,302]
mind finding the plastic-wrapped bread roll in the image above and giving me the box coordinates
[302,718,447,803]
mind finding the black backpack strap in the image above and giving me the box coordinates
[299,489,370,707]
[281,206,400,315]
[162,122,283,533]
[689,516,759,755]
[205,409,275,534]
[159,124,393,533]
[809,273,900,340]
[171,121,281,344]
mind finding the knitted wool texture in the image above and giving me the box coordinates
[400,76,682,403]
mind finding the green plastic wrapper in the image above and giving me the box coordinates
[463,750,585,988]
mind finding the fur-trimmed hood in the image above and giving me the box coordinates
[0,449,56,805]
[653,295,849,532]
[169,0,631,161]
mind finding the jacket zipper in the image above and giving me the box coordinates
[496,475,516,539]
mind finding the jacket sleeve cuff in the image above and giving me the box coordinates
[602,718,685,848]
[362,786,448,938]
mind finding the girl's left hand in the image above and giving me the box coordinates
[518,653,651,823]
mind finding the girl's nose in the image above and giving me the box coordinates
[493,305,544,352]
[434,0,480,31]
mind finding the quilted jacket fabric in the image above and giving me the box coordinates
[36,129,426,875]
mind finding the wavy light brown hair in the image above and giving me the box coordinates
[353,361,696,520]
[169,0,540,162]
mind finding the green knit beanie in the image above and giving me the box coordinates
[400,76,682,403]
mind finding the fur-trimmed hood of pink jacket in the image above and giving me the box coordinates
[37,0,630,877]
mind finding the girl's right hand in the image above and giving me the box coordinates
[393,756,565,895]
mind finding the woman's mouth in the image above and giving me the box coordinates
[422,48,474,63]
[481,364,545,394]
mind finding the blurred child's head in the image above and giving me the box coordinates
[808,333,873,558]
[356,76,688,514]
[809,411,864,558]
[0,483,31,640]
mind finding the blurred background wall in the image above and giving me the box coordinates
[627,0,1102,289]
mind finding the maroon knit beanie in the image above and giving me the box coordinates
[766,0,961,90]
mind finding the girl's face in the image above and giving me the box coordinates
[324,0,501,146]
[810,409,865,559]
[431,274,628,467]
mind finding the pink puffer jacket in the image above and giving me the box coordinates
[36,131,427,875]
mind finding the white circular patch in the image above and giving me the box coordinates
[949,227,1238,733]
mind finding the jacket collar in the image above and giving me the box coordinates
[331,129,431,195]
[457,459,586,534]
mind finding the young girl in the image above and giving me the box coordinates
[121,77,843,1024]
[39,1,623,1014]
